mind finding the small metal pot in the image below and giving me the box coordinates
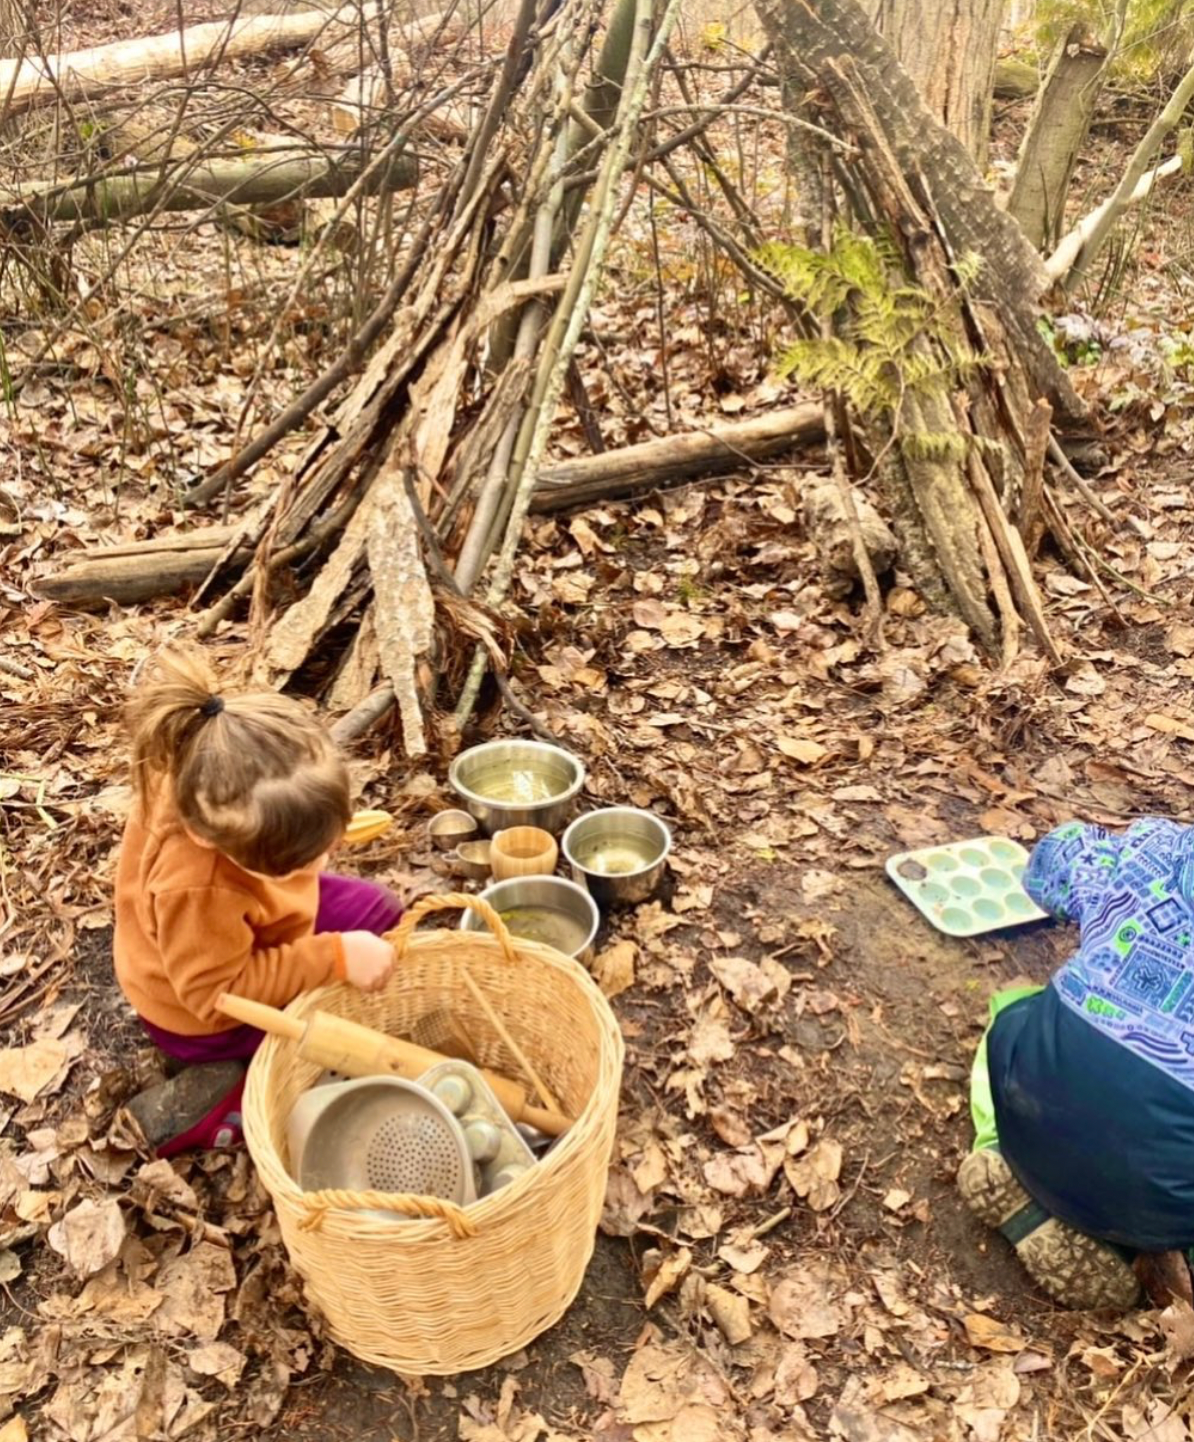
[448,740,585,836]
[452,839,492,883]
[462,875,600,962]
[562,807,672,906]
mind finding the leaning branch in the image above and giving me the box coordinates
[1046,56,1194,285]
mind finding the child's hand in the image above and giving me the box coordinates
[341,931,395,992]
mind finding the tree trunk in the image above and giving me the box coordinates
[1,144,416,227]
[0,0,22,55]
[859,0,1007,167]
[755,0,1087,430]
[0,5,364,117]
[1007,24,1109,248]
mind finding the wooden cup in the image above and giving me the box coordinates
[489,825,559,880]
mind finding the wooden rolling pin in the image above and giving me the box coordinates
[217,992,573,1137]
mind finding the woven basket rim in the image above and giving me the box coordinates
[244,925,623,1231]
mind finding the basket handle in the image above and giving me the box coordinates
[297,1187,478,1240]
[388,892,518,965]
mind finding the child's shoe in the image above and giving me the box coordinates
[125,1061,246,1159]
[958,1148,1140,1310]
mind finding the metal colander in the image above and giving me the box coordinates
[287,1077,476,1213]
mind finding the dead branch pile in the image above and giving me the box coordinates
[23,0,1148,747]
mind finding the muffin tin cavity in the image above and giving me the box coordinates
[887,837,1047,937]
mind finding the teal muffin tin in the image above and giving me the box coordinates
[885,837,1047,937]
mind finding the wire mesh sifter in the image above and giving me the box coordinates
[287,1077,477,1216]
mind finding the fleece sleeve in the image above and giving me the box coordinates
[1023,821,1122,924]
[150,885,346,1025]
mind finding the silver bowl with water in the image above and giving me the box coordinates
[562,807,672,906]
[462,875,600,962]
[448,740,585,836]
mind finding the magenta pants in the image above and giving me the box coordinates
[141,872,403,1065]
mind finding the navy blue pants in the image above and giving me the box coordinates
[989,987,1194,1250]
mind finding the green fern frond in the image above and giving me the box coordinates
[901,431,973,462]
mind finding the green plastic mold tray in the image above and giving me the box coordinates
[885,837,1047,937]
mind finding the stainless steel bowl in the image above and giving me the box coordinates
[452,839,493,883]
[448,740,585,836]
[428,808,479,851]
[462,875,600,962]
[562,807,672,906]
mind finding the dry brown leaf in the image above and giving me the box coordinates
[703,1143,783,1199]
[879,1363,929,1402]
[631,1141,668,1194]
[776,736,828,765]
[46,1198,125,1276]
[187,1341,248,1388]
[882,1188,912,1212]
[708,956,778,1013]
[0,1417,28,1442]
[592,940,637,999]
[706,1283,753,1345]
[570,1350,618,1405]
[1160,1299,1194,1362]
[773,1341,819,1406]
[717,1236,769,1275]
[76,1266,164,1325]
[135,1158,200,1211]
[687,1013,735,1067]
[963,1313,1025,1354]
[154,1242,237,1340]
[617,1340,728,1427]
[601,1167,656,1236]
[785,1138,843,1212]
[0,1250,20,1284]
[954,1361,1021,1442]
[643,1247,692,1309]
[0,1038,70,1104]
[769,1268,845,1340]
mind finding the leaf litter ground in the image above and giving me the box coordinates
[9,16,1194,1442]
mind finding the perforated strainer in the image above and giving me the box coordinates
[286,1077,476,1216]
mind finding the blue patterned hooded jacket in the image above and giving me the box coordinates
[1027,817,1194,1090]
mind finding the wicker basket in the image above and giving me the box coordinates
[242,893,624,1375]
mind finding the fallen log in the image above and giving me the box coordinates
[35,407,824,607]
[1,143,416,227]
[0,5,370,118]
[529,402,824,511]
[35,528,252,605]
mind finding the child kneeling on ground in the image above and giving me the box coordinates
[961,818,1194,1310]
[114,645,403,1157]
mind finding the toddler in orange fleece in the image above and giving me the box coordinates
[114,645,402,1156]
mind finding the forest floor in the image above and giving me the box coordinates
[6,7,1194,1442]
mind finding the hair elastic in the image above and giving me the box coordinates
[199,695,225,718]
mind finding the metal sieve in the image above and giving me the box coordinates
[287,1077,477,1215]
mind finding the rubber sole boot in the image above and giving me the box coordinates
[125,1061,246,1159]
[958,1148,1140,1311]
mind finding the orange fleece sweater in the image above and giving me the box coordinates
[113,797,346,1036]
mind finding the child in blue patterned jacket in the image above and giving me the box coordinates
[960,818,1194,1310]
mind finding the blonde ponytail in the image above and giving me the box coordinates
[126,644,350,875]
